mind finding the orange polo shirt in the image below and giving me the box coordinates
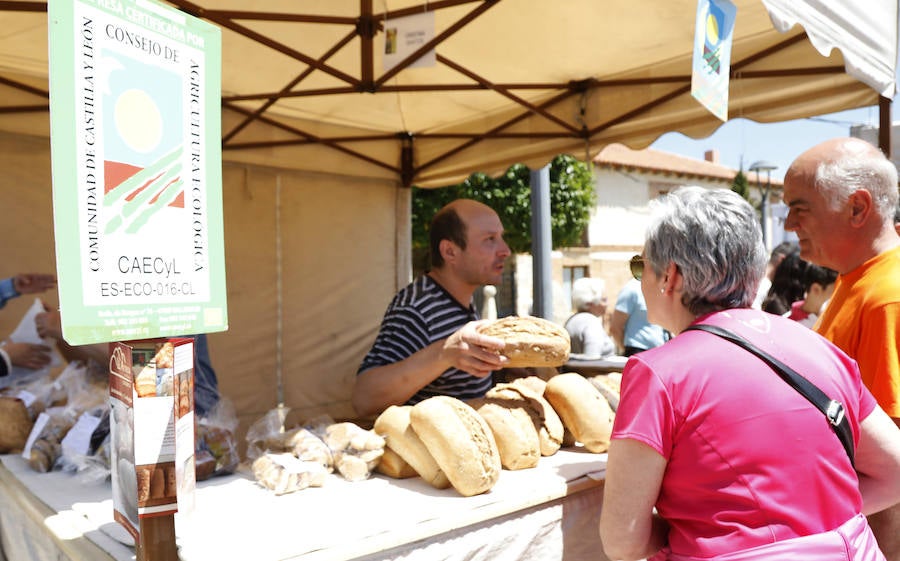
[815,245,900,419]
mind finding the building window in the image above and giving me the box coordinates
[563,266,589,309]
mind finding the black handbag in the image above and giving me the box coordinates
[683,323,855,466]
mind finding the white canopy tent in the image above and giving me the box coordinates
[0,0,896,431]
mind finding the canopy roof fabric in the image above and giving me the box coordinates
[0,0,897,187]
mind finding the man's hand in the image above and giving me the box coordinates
[13,274,56,295]
[35,309,63,341]
[440,320,507,377]
[3,342,52,370]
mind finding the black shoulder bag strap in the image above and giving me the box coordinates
[682,323,855,466]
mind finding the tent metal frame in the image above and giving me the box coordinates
[0,0,891,186]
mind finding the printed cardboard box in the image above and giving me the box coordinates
[109,338,195,542]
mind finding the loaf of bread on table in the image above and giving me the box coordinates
[409,396,501,497]
[0,396,34,454]
[489,381,564,456]
[469,392,541,471]
[373,405,450,489]
[544,373,614,453]
[477,315,570,368]
[374,446,419,479]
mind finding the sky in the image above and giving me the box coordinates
[649,97,897,182]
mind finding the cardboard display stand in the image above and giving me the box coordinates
[109,338,195,561]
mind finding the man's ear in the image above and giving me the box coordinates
[847,190,873,227]
[439,239,458,263]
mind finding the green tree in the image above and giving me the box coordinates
[411,154,596,259]
[731,169,751,202]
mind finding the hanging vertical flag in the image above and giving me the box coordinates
[691,0,737,121]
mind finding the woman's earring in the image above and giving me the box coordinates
[660,287,666,294]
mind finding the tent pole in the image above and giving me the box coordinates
[530,166,553,320]
[878,95,892,157]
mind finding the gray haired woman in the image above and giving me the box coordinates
[599,186,900,561]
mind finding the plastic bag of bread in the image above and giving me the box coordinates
[196,397,240,480]
[320,421,385,482]
[245,406,291,463]
[25,407,76,472]
[251,452,328,495]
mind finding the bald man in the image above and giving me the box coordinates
[352,199,512,418]
[783,137,900,559]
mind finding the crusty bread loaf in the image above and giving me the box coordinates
[545,373,614,453]
[488,383,563,456]
[0,396,34,454]
[373,405,450,489]
[375,446,419,479]
[409,396,501,497]
[588,374,621,412]
[469,394,540,470]
[477,316,570,368]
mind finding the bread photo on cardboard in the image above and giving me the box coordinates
[477,315,570,368]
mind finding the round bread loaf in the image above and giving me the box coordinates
[375,446,419,479]
[489,383,563,456]
[478,316,570,368]
[545,373,614,453]
[0,396,33,453]
[409,396,501,497]
[469,395,540,470]
[373,405,450,489]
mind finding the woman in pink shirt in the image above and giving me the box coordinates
[599,187,900,561]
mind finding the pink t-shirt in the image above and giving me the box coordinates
[612,308,876,558]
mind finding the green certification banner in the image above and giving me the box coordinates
[49,0,227,344]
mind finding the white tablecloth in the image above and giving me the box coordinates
[0,448,608,561]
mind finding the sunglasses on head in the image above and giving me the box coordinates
[629,255,645,281]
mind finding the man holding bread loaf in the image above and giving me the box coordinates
[353,199,512,418]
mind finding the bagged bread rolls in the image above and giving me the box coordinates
[373,405,450,489]
[409,396,501,497]
[470,393,540,470]
[477,315,570,368]
[544,373,614,453]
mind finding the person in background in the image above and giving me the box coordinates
[783,136,900,559]
[565,277,616,360]
[352,199,510,418]
[751,241,794,309]
[783,262,837,328]
[0,273,56,309]
[0,272,57,377]
[760,244,806,316]
[609,277,667,356]
[599,186,900,561]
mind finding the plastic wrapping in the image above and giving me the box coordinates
[196,397,240,480]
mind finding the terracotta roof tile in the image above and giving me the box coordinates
[594,143,783,186]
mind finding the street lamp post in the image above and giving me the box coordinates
[749,160,778,249]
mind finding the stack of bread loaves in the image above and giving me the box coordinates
[372,316,620,495]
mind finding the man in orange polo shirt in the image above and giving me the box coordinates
[783,136,900,560]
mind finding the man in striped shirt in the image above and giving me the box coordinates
[353,199,511,418]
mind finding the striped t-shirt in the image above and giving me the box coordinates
[357,275,493,404]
